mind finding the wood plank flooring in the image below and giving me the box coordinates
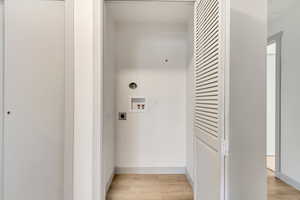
[268,170,300,200]
[106,174,193,200]
[107,172,300,200]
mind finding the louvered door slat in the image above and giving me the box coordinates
[196,0,216,24]
[195,110,218,119]
[195,60,218,74]
[195,52,218,66]
[196,41,218,60]
[197,12,219,39]
[194,0,222,142]
[196,67,218,79]
[195,74,218,85]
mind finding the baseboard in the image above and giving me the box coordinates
[276,172,300,191]
[115,167,186,174]
[185,169,194,189]
[105,170,115,193]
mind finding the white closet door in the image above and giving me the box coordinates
[193,0,226,199]
[4,1,65,200]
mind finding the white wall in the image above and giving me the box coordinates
[267,43,276,156]
[228,0,267,199]
[115,22,187,169]
[269,1,300,185]
[0,2,4,199]
[103,6,116,190]
[186,19,194,180]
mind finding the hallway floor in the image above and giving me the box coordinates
[268,170,300,200]
[106,174,193,200]
[106,172,300,200]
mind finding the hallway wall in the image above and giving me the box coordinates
[115,22,188,169]
[268,1,300,186]
[103,7,116,190]
[229,0,267,199]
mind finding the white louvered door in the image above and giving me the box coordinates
[193,0,226,199]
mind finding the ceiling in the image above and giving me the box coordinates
[268,0,298,22]
[107,0,296,25]
[106,1,194,24]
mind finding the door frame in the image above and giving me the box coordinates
[96,0,230,199]
[70,0,103,199]
[267,31,283,175]
[65,0,75,200]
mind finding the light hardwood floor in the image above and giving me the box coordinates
[107,172,300,200]
[106,174,193,200]
[268,170,300,200]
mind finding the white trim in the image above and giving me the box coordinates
[185,169,194,189]
[224,0,230,200]
[92,0,103,200]
[268,32,283,175]
[64,1,75,200]
[115,167,186,174]
[276,172,300,191]
[105,171,115,193]
[218,0,229,199]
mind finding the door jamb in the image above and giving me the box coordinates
[65,0,75,200]
[92,0,103,199]
[66,0,104,199]
[267,31,283,176]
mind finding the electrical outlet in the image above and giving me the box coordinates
[119,112,127,120]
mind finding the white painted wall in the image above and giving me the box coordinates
[0,2,4,199]
[228,0,267,199]
[115,22,188,169]
[103,6,116,191]
[267,43,276,156]
[186,19,194,181]
[269,1,300,184]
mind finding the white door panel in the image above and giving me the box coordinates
[195,137,220,200]
[193,0,226,199]
[4,1,65,200]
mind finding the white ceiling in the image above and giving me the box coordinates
[107,0,296,25]
[268,0,298,22]
[106,1,194,24]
